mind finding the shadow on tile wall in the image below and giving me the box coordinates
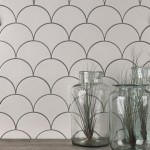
[0,0,149,139]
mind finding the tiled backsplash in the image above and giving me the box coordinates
[0,0,149,139]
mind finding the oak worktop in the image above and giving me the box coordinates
[0,139,111,150]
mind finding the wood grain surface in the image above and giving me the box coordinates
[0,139,112,150]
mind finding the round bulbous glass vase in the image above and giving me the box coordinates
[110,84,150,150]
[71,71,110,147]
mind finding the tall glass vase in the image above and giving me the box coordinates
[71,71,110,147]
[110,84,150,150]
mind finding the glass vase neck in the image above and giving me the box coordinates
[79,71,103,84]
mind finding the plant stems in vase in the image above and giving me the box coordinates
[71,71,110,147]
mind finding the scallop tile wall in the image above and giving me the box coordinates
[0,0,149,139]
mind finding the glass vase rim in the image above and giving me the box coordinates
[113,84,149,87]
[79,71,103,74]
[131,66,150,69]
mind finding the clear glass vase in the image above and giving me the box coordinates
[110,84,150,150]
[131,66,149,85]
[71,71,110,147]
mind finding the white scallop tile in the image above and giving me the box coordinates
[141,0,150,8]
[70,59,103,78]
[52,6,86,34]
[0,6,15,31]
[123,6,150,35]
[87,42,122,70]
[141,26,150,43]
[17,6,51,34]
[34,59,68,87]
[35,0,68,16]
[52,113,71,139]
[0,113,15,137]
[16,77,50,106]
[105,24,139,52]
[105,59,133,83]
[17,113,50,139]
[123,41,150,66]
[34,24,68,53]
[88,6,122,35]
[0,95,33,123]
[0,41,15,66]
[70,0,104,17]
[106,0,139,17]
[0,23,33,50]
[2,130,30,139]
[70,23,104,51]
[52,77,78,106]
[52,41,86,70]
[17,41,51,69]
[34,95,68,123]
[37,130,65,139]
[0,59,33,87]
[0,77,15,102]
[0,0,33,16]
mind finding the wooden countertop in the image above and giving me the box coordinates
[0,139,111,150]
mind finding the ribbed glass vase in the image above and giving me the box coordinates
[110,84,150,150]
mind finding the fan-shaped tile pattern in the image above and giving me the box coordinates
[37,130,65,139]
[0,6,15,31]
[52,6,86,34]
[0,77,15,102]
[142,0,150,8]
[70,23,104,51]
[35,0,68,17]
[0,0,33,16]
[141,26,150,43]
[34,59,68,88]
[35,95,68,123]
[17,6,51,34]
[70,59,103,78]
[2,130,30,139]
[0,41,15,66]
[52,41,86,70]
[0,113,15,138]
[17,113,50,139]
[105,24,139,52]
[0,0,150,139]
[0,23,33,50]
[0,95,33,123]
[52,77,78,106]
[87,42,122,70]
[123,6,150,35]
[88,6,122,35]
[52,113,71,139]
[16,77,50,106]
[70,0,104,17]
[105,59,133,83]
[34,24,68,53]
[0,59,33,87]
[17,41,51,69]
[123,42,150,66]
[106,0,139,17]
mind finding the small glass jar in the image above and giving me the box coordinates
[71,71,110,147]
[110,84,150,150]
